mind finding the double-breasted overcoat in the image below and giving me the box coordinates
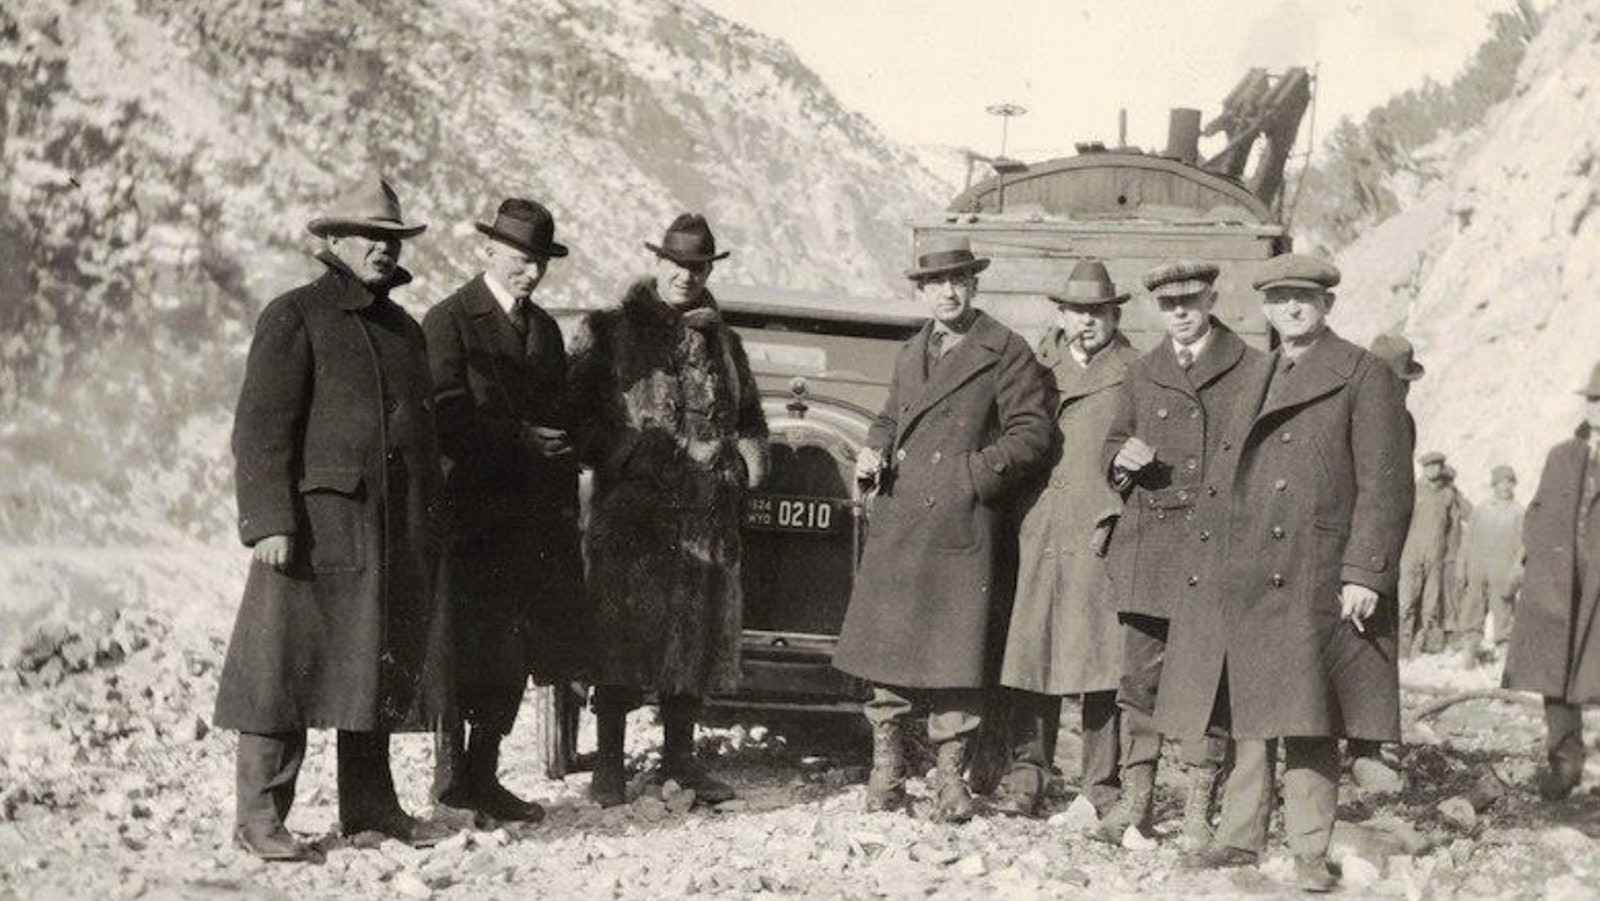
[1155,332,1413,742]
[422,275,589,689]
[1000,329,1139,695]
[568,279,768,696]
[215,255,451,734]
[833,311,1055,689]
[1504,432,1600,703]
[1100,322,1260,619]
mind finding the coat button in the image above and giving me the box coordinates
[1157,511,1167,520]
[1185,458,1198,471]
[1271,573,1285,588]
[384,398,399,414]
[924,496,936,507]
[1274,479,1288,491]
[1189,408,1200,419]
[1280,431,1292,443]
[1222,440,1233,451]
[1149,497,1159,508]
[991,460,1007,473]
[1199,530,1211,542]
[1050,479,1065,489]
[1206,485,1218,497]
[901,403,910,412]
[1177,490,1190,502]
[1187,575,1200,586]
[932,451,942,463]
[896,448,907,462]
[1271,526,1286,540]
[1157,408,1169,419]
[1043,547,1057,558]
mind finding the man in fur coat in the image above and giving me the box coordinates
[422,198,588,823]
[1505,365,1600,801]
[215,178,454,860]
[567,213,769,808]
[834,235,1055,823]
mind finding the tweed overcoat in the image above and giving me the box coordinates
[568,279,768,696]
[833,311,1055,689]
[422,276,589,689]
[1155,332,1413,743]
[1504,433,1600,703]
[1001,329,1140,695]
[1100,322,1261,620]
[215,256,451,734]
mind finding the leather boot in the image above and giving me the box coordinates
[660,697,735,804]
[932,737,975,824]
[467,731,545,822]
[1180,762,1223,848]
[233,823,316,862]
[590,704,628,808]
[1093,761,1154,844]
[865,719,908,812]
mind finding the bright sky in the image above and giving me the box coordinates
[699,0,1526,159]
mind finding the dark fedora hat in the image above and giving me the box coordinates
[1369,332,1425,382]
[905,234,990,281]
[307,176,427,239]
[1049,259,1129,307]
[645,213,729,264]
[475,198,568,258]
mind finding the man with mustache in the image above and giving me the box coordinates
[997,260,1140,820]
[215,177,454,860]
[1095,260,1261,847]
[422,198,590,824]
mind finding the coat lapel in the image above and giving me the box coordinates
[1253,331,1360,424]
[1145,339,1196,398]
[899,312,1005,443]
[1187,323,1247,392]
[1050,331,1133,406]
[462,275,524,360]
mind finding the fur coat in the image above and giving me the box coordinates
[568,278,768,696]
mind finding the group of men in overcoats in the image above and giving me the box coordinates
[216,177,767,861]
[835,240,1416,892]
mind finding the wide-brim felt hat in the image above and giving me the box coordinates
[476,198,568,258]
[1578,361,1600,398]
[646,212,730,264]
[1143,260,1219,299]
[307,176,427,238]
[1049,259,1129,306]
[1253,253,1340,291]
[1369,332,1425,381]
[906,234,990,281]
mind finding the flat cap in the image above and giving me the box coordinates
[1491,464,1517,484]
[1142,260,1219,299]
[1252,253,1340,291]
[1418,451,1446,465]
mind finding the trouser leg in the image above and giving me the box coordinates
[1212,738,1275,854]
[431,720,466,802]
[1081,690,1122,814]
[1419,559,1446,651]
[336,730,401,828]
[1545,698,1585,778]
[1008,690,1058,771]
[926,689,984,743]
[1490,586,1517,646]
[1398,560,1424,655]
[1282,737,1340,859]
[236,731,307,830]
[1117,615,1167,770]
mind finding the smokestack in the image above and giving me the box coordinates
[1165,108,1202,164]
[1118,108,1128,148]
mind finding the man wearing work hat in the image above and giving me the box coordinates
[214,177,455,859]
[835,234,1054,822]
[423,198,590,823]
[997,260,1140,819]
[568,213,769,808]
[1094,259,1260,847]
[1504,362,1600,801]
[1457,465,1524,664]
[1164,252,1412,892]
[1399,450,1468,657]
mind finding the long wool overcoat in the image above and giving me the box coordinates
[1001,330,1140,696]
[568,280,768,696]
[1155,332,1413,743]
[1504,432,1600,704]
[833,311,1055,689]
[215,256,452,734]
[422,276,589,690]
[1100,322,1261,620]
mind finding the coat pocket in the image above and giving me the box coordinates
[298,467,366,574]
[929,454,980,551]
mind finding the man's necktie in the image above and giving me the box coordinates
[927,329,946,372]
[1176,346,1194,370]
[512,297,534,342]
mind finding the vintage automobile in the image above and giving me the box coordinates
[527,68,1312,777]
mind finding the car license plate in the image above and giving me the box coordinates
[744,494,841,534]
